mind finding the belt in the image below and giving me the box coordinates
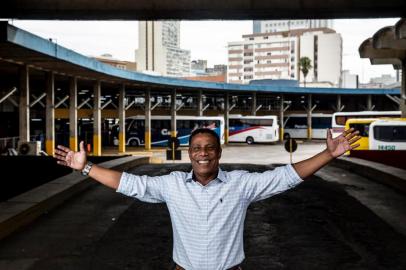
[175,264,242,270]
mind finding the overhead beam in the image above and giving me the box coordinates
[2,0,406,20]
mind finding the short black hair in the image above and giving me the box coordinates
[189,128,221,147]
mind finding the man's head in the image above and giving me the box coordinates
[188,128,222,184]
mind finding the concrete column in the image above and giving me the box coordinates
[251,92,257,116]
[93,80,102,156]
[307,94,313,140]
[367,94,373,110]
[336,94,342,112]
[118,84,126,153]
[224,92,229,144]
[19,65,30,143]
[401,62,406,117]
[69,77,78,151]
[45,71,55,155]
[198,89,203,116]
[171,89,177,138]
[279,95,284,142]
[145,88,151,150]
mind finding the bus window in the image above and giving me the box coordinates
[349,123,370,137]
[335,116,347,126]
[312,117,332,129]
[258,119,273,126]
[285,117,307,129]
[374,126,406,142]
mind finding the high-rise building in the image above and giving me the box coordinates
[253,20,333,33]
[227,28,342,85]
[135,21,191,77]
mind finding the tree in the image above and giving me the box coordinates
[299,57,312,87]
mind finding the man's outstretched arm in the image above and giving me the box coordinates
[54,141,122,189]
[293,128,360,179]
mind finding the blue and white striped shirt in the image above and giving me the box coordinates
[117,164,303,270]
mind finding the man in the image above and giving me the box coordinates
[55,128,360,270]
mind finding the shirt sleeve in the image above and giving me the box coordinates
[116,172,168,203]
[241,164,303,203]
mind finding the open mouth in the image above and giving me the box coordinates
[197,160,210,165]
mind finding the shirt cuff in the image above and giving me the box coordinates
[116,171,132,195]
[286,164,304,187]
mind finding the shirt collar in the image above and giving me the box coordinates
[185,167,228,183]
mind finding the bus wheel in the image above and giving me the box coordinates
[283,133,291,140]
[246,136,254,145]
[129,139,139,146]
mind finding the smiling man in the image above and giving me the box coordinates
[55,128,360,270]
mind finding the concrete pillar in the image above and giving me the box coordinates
[279,95,284,142]
[45,71,55,155]
[367,94,373,110]
[171,89,177,138]
[336,94,342,112]
[198,89,203,116]
[401,62,406,117]
[251,92,257,116]
[224,92,229,144]
[93,80,102,156]
[69,77,78,151]
[145,88,151,150]
[118,84,126,153]
[19,65,30,143]
[307,94,313,140]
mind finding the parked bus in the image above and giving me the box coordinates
[344,118,378,150]
[112,115,224,147]
[332,111,400,138]
[369,119,406,150]
[283,113,332,139]
[228,115,279,144]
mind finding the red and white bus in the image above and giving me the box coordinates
[228,115,279,144]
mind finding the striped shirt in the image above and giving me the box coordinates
[116,164,303,270]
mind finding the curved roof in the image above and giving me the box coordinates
[0,22,400,96]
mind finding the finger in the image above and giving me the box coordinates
[348,136,361,145]
[79,141,85,153]
[54,149,67,156]
[54,153,67,160]
[337,128,353,138]
[342,128,354,137]
[57,145,71,153]
[350,143,360,150]
[346,130,360,140]
[56,160,68,166]
[327,128,332,140]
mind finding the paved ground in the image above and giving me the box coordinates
[1,160,405,270]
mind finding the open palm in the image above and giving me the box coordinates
[327,128,360,158]
[55,141,87,170]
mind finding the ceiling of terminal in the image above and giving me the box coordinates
[1,0,406,20]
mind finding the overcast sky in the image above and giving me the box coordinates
[10,18,400,83]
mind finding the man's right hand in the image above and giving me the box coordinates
[55,141,87,171]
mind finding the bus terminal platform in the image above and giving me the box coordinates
[0,142,406,269]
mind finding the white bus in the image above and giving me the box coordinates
[228,115,279,144]
[112,115,225,147]
[332,111,400,138]
[283,113,332,139]
[369,119,406,150]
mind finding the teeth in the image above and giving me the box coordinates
[198,160,209,164]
